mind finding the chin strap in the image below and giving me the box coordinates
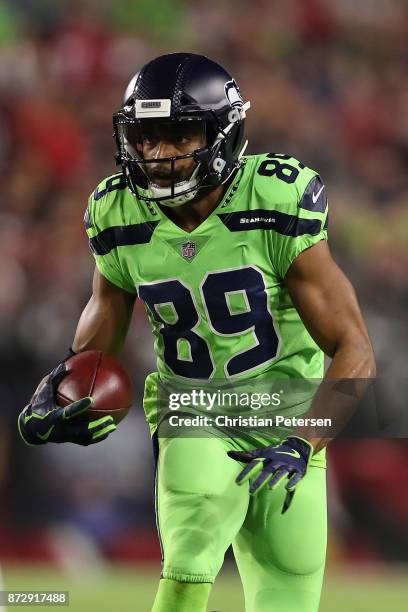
[151,179,199,207]
[151,161,202,207]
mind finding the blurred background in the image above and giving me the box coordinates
[0,0,407,610]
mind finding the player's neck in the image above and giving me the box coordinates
[158,183,228,233]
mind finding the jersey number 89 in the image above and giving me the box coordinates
[139,266,279,378]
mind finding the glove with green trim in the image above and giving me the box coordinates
[18,362,117,446]
[228,436,314,513]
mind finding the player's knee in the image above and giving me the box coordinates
[270,547,326,576]
[162,498,225,575]
[168,519,217,557]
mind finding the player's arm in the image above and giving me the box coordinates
[72,267,136,356]
[18,269,136,447]
[285,241,374,378]
[284,239,376,450]
[228,241,375,511]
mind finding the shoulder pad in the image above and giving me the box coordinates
[252,153,319,213]
[85,173,127,235]
[92,173,126,202]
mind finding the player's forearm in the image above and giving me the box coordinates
[293,337,376,452]
[72,293,135,356]
[325,334,376,379]
[72,268,136,356]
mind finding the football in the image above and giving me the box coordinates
[56,350,133,424]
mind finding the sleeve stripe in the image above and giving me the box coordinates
[217,210,322,236]
[93,174,127,201]
[298,175,328,213]
[90,221,160,255]
[83,202,93,230]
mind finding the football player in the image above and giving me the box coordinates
[19,53,375,612]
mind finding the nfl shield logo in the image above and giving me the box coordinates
[181,241,197,260]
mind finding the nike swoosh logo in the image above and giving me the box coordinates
[37,425,55,441]
[276,450,301,459]
[312,185,324,203]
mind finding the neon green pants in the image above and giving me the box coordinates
[155,435,327,612]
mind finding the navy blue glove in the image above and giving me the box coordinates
[228,436,314,513]
[18,362,117,446]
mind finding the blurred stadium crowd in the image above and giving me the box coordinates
[0,0,407,569]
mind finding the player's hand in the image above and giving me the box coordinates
[227,436,314,513]
[18,362,117,446]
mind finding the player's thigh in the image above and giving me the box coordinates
[233,466,327,612]
[156,435,249,582]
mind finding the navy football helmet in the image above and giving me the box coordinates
[113,53,250,207]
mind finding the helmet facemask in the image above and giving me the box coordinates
[114,116,209,207]
[113,101,250,207]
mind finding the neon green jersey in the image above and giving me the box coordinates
[85,153,328,383]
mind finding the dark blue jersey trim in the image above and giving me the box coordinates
[298,175,328,213]
[217,210,322,236]
[93,174,127,201]
[90,221,159,255]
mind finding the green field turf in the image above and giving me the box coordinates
[3,564,408,611]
